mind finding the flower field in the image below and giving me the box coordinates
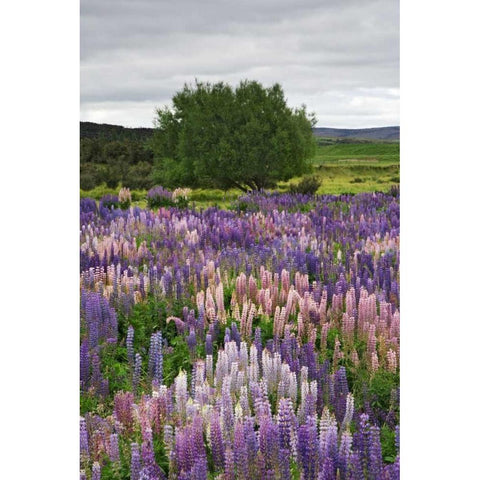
[80,189,400,480]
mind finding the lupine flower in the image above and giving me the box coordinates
[79,191,400,479]
[133,353,142,392]
[130,443,142,480]
[80,417,89,461]
[127,326,135,365]
[108,433,120,463]
[92,462,101,480]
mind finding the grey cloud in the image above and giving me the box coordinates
[81,0,399,128]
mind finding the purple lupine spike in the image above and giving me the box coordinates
[338,431,353,479]
[254,327,263,358]
[90,350,102,391]
[279,448,291,480]
[80,417,89,460]
[187,328,197,355]
[80,341,90,391]
[221,376,234,438]
[233,421,248,479]
[320,456,335,480]
[108,433,120,463]
[346,452,364,480]
[92,462,101,480]
[141,428,164,480]
[205,333,213,356]
[224,327,231,344]
[163,424,174,454]
[259,417,279,472]
[383,458,400,480]
[244,417,258,463]
[254,451,266,479]
[230,322,241,347]
[367,424,383,480]
[395,425,400,454]
[192,457,208,480]
[278,397,295,451]
[127,326,135,365]
[224,448,235,480]
[133,353,142,392]
[100,378,109,398]
[353,413,370,474]
[154,332,163,386]
[148,333,158,377]
[210,412,225,470]
[334,367,349,423]
[130,443,142,480]
[80,471,86,480]
[324,424,339,472]
[192,414,206,463]
[297,419,319,480]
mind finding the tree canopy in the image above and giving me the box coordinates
[151,80,317,191]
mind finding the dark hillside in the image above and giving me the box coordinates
[80,122,154,142]
[312,126,399,141]
[81,122,400,142]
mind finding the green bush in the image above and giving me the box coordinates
[290,175,322,195]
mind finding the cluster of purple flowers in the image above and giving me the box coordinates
[147,186,175,209]
[79,191,400,479]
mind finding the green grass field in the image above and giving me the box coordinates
[80,141,399,206]
[312,140,399,165]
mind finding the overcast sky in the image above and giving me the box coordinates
[80,0,399,129]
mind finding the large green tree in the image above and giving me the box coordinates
[151,80,317,191]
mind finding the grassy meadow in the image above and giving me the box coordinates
[80,140,400,207]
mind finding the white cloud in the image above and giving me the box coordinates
[81,0,399,128]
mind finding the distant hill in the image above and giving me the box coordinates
[312,126,399,141]
[80,122,154,142]
[80,122,400,142]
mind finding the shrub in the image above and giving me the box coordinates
[351,177,365,184]
[80,197,98,215]
[289,175,322,195]
[146,186,175,209]
[99,194,119,211]
[118,187,132,209]
[172,188,192,208]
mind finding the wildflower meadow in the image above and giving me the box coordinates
[80,188,400,480]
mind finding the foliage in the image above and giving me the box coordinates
[99,194,119,211]
[118,187,132,209]
[80,137,154,190]
[289,174,322,194]
[146,186,175,209]
[151,80,317,191]
[79,191,400,479]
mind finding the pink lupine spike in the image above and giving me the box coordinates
[387,349,397,372]
[319,289,328,323]
[248,275,258,301]
[371,352,379,372]
[351,349,360,367]
[215,282,226,323]
[246,304,257,340]
[321,323,330,353]
[367,324,377,356]
[297,313,304,340]
[333,336,343,370]
[346,287,356,317]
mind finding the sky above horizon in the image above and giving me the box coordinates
[80,0,399,129]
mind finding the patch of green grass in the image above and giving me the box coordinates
[81,141,400,206]
[312,141,400,166]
